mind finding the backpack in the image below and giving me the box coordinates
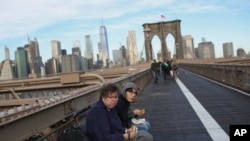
[161,63,169,71]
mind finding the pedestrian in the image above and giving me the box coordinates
[151,59,158,83]
[160,60,170,81]
[157,61,161,76]
[86,83,153,141]
[115,82,151,132]
[171,59,178,79]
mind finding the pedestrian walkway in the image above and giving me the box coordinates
[131,69,250,141]
[132,75,213,140]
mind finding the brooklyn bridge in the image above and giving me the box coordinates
[0,57,250,141]
[0,20,250,141]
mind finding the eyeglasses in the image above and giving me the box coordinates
[107,96,118,99]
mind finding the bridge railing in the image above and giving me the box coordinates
[0,66,152,141]
[179,62,250,92]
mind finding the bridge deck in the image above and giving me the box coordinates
[132,68,250,141]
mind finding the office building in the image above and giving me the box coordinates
[99,25,109,67]
[61,55,80,73]
[45,58,60,76]
[197,41,215,59]
[85,35,93,59]
[4,46,10,60]
[28,38,43,75]
[223,42,234,58]
[182,35,195,59]
[51,40,62,59]
[72,40,82,56]
[237,48,246,57]
[61,49,67,55]
[15,47,29,78]
[0,47,15,80]
[72,43,84,71]
[97,42,103,62]
[112,50,120,65]
[119,45,127,66]
[49,40,62,74]
[126,30,139,65]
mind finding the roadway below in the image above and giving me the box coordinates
[131,68,250,141]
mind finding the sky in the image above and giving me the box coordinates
[0,0,250,62]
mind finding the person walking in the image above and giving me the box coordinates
[151,60,158,83]
[171,59,178,79]
[157,61,161,77]
[160,60,170,81]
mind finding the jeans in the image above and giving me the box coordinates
[152,71,158,83]
[135,121,150,131]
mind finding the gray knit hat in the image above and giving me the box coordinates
[121,82,139,97]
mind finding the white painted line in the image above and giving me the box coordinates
[175,78,229,141]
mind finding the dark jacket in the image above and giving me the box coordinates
[160,62,170,72]
[86,100,125,141]
[151,62,158,71]
[116,94,133,128]
[115,82,139,128]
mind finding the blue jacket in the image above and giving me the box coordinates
[86,100,125,141]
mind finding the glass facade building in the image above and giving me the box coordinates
[99,25,109,67]
[15,47,29,78]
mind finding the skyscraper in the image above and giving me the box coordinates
[223,42,234,58]
[0,47,15,80]
[45,58,59,75]
[72,47,81,56]
[15,47,29,78]
[112,50,120,65]
[51,40,62,58]
[99,25,109,67]
[119,45,127,66]
[49,40,62,74]
[85,35,93,59]
[34,37,40,57]
[126,30,139,65]
[97,42,103,61]
[72,40,82,56]
[4,46,10,60]
[182,35,195,59]
[197,41,215,59]
[61,55,80,73]
[26,38,43,75]
[72,40,85,71]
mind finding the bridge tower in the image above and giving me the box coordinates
[142,19,183,62]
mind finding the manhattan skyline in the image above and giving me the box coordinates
[0,0,249,62]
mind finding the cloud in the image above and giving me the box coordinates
[0,0,79,38]
[0,0,176,39]
[1,0,249,61]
